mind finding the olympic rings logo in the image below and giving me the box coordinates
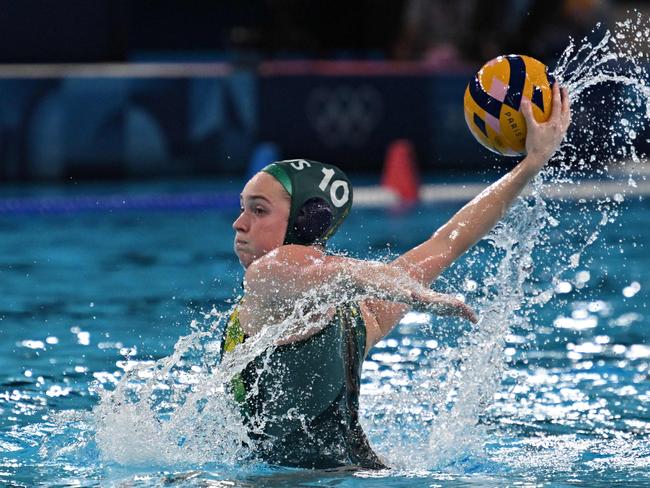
[306,85,383,147]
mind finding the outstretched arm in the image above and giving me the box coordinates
[365,83,572,345]
[239,245,477,339]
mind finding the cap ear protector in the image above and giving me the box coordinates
[292,197,334,245]
[262,159,353,246]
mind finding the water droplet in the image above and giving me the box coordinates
[576,270,591,284]
[623,281,641,297]
[77,331,90,346]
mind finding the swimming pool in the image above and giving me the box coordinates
[0,176,648,486]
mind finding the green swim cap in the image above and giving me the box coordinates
[262,159,353,246]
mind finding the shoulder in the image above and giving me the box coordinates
[244,244,326,280]
[243,245,336,299]
[243,244,357,307]
[269,244,326,264]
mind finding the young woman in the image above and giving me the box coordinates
[223,83,571,469]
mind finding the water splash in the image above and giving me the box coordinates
[363,13,650,470]
[89,277,433,468]
[91,305,257,467]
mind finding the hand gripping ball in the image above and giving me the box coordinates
[464,54,555,156]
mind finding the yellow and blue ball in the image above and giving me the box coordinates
[464,54,555,156]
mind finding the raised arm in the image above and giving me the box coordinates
[365,83,572,345]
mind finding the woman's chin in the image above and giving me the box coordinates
[237,252,256,269]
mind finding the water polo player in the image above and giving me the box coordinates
[225,82,571,469]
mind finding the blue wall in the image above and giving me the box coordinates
[7,63,640,181]
[0,71,258,181]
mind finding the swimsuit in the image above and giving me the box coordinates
[222,302,385,469]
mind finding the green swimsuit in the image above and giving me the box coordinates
[222,302,385,469]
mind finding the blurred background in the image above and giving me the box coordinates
[0,0,646,182]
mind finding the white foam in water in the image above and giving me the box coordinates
[92,310,255,466]
[87,14,649,473]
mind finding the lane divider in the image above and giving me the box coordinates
[0,180,647,216]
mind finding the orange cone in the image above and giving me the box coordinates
[381,139,420,203]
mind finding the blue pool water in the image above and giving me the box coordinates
[0,177,648,486]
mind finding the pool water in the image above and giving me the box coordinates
[0,179,648,486]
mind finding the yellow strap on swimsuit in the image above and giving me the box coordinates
[224,306,244,352]
[224,306,247,405]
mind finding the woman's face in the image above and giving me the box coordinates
[232,172,290,268]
